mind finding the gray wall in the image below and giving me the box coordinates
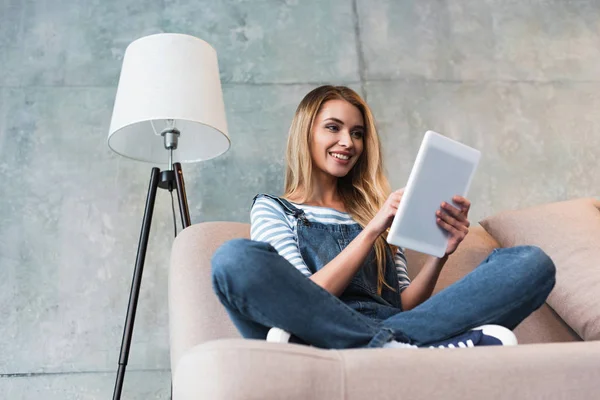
[1,0,599,398]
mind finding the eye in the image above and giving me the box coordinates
[326,125,339,132]
[351,131,364,139]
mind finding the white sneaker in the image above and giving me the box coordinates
[384,324,518,349]
[266,327,292,343]
[426,324,518,348]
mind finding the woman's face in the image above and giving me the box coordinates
[309,99,365,179]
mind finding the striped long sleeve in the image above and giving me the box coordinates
[250,196,312,277]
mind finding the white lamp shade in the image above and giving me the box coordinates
[108,33,230,164]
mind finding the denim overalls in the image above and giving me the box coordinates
[253,194,403,316]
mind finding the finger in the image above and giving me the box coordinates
[453,196,471,212]
[436,215,458,234]
[437,209,469,232]
[389,196,401,208]
[440,202,467,222]
[436,209,457,227]
[449,202,470,220]
[437,217,468,241]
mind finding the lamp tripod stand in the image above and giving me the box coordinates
[112,129,191,400]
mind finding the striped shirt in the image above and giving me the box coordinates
[250,196,411,292]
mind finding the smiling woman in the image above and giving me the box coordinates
[209,85,556,350]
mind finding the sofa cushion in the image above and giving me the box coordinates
[479,198,600,341]
[173,339,600,400]
[512,303,580,344]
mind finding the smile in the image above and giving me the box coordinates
[329,152,350,160]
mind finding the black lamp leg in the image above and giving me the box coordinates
[113,167,160,400]
[173,162,191,229]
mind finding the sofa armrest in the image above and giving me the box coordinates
[174,339,600,400]
[169,222,248,374]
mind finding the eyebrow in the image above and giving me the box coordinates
[323,117,365,131]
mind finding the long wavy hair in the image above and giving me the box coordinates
[282,85,397,294]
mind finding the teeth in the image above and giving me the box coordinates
[330,153,350,160]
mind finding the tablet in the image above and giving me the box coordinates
[386,131,481,257]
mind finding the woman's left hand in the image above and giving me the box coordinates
[436,196,471,257]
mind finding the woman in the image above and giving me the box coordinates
[211,85,556,349]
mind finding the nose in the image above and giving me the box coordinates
[338,130,354,148]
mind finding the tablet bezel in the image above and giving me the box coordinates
[386,130,481,257]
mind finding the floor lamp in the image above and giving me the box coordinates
[107,33,230,400]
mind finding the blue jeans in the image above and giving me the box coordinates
[211,239,556,349]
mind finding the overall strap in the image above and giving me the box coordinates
[251,193,311,226]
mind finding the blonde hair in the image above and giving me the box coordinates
[283,85,397,294]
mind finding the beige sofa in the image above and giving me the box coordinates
[169,198,600,399]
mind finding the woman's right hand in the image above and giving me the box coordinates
[366,187,405,237]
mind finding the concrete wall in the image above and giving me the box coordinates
[1,0,599,398]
